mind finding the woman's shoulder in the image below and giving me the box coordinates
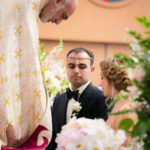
[107,98,137,130]
[118,99,137,124]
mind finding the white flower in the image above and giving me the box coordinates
[129,65,144,83]
[128,85,138,99]
[72,101,82,113]
[56,118,126,150]
[130,42,143,56]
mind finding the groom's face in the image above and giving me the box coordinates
[66,52,94,90]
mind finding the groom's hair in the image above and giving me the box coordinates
[67,47,94,66]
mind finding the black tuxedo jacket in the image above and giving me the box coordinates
[46,83,108,150]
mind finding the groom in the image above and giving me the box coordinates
[46,47,108,150]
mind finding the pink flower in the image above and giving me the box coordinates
[128,65,144,83]
[133,66,144,83]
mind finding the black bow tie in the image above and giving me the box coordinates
[66,88,79,101]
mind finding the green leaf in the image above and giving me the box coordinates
[114,53,135,69]
[43,66,49,71]
[132,121,147,137]
[118,118,134,131]
[138,122,147,135]
[127,30,142,40]
[39,44,45,54]
[136,16,150,28]
[139,38,150,49]
[57,38,63,51]
[41,51,49,62]
[109,109,135,116]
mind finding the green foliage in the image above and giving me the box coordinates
[109,109,135,116]
[114,53,136,69]
[118,118,134,131]
[136,16,150,29]
[113,16,150,149]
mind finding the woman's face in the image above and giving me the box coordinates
[100,75,112,97]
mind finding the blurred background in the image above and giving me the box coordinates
[38,0,150,87]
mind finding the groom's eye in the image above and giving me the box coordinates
[67,63,87,70]
[78,64,87,69]
[68,64,75,69]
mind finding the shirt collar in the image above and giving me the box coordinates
[77,81,90,94]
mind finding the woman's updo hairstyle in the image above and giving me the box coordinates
[100,59,131,92]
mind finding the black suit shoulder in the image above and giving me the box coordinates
[82,83,106,102]
[90,85,105,98]
[78,83,108,120]
[52,93,66,107]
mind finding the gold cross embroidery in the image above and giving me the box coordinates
[6,120,13,126]
[15,49,22,58]
[32,2,38,10]
[0,53,5,64]
[5,76,8,82]
[0,31,2,39]
[33,70,40,76]
[3,96,10,106]
[15,72,22,79]
[33,89,41,99]
[0,76,8,84]
[14,25,22,35]
[16,92,22,101]
[34,112,40,121]
[1,78,4,84]
[13,3,21,12]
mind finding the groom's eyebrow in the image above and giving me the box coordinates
[67,56,93,61]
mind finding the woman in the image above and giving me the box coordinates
[99,59,137,147]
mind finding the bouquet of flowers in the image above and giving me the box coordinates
[40,39,70,106]
[56,117,126,150]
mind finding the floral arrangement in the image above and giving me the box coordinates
[113,16,150,150]
[40,39,70,106]
[56,117,126,150]
[72,101,82,116]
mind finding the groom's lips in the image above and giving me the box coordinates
[72,76,80,79]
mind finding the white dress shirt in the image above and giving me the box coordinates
[66,81,90,123]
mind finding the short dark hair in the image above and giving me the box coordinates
[67,47,94,66]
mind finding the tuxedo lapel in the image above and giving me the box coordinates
[78,83,92,103]
[77,83,93,117]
